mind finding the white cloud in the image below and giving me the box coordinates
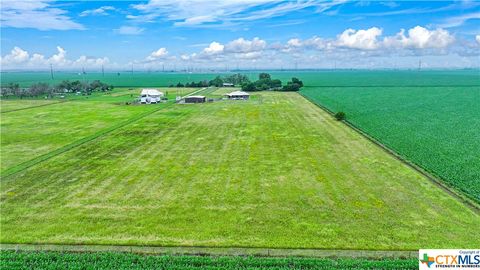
[114,26,145,35]
[79,6,117,17]
[336,27,383,50]
[233,51,263,60]
[30,53,46,65]
[49,46,68,65]
[383,26,455,49]
[271,26,454,55]
[1,47,30,64]
[280,38,304,52]
[225,37,266,53]
[1,46,110,69]
[202,42,224,55]
[303,36,330,50]
[287,38,302,48]
[476,35,480,44]
[74,55,110,66]
[438,12,480,28]
[0,0,84,30]
[129,0,344,28]
[146,48,169,61]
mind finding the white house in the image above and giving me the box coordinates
[223,83,234,87]
[140,89,164,104]
[225,91,250,100]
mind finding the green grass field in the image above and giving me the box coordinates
[301,85,480,202]
[0,87,197,174]
[0,250,417,270]
[1,91,478,250]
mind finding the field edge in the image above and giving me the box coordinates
[297,92,480,213]
[0,244,418,259]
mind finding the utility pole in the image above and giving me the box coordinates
[102,64,104,77]
[162,64,165,72]
[418,59,422,71]
[50,64,54,80]
[131,63,134,75]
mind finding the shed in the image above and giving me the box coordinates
[184,95,206,103]
[140,89,164,104]
[225,91,250,100]
[222,83,234,87]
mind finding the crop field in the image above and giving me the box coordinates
[1,91,478,250]
[301,84,480,202]
[2,70,478,88]
[0,250,418,270]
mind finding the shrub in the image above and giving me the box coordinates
[334,111,346,121]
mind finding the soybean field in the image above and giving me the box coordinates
[0,250,418,270]
[301,82,480,202]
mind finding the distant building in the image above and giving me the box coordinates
[140,89,164,104]
[222,83,234,87]
[225,91,250,100]
[184,95,206,103]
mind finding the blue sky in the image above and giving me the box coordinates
[1,0,479,70]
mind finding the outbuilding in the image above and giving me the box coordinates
[184,95,206,103]
[140,89,164,104]
[222,83,234,87]
[225,91,250,100]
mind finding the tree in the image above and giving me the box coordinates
[259,73,271,80]
[291,77,303,87]
[89,80,104,91]
[55,80,71,92]
[2,83,19,98]
[70,80,83,92]
[281,77,303,91]
[29,83,50,96]
[334,111,346,121]
[224,73,249,85]
[0,87,11,98]
[271,79,282,89]
[241,82,256,92]
[176,82,184,87]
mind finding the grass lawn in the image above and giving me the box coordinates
[0,87,199,173]
[0,250,418,270]
[0,99,61,112]
[0,100,154,172]
[1,92,478,250]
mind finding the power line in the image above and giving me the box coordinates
[50,64,54,80]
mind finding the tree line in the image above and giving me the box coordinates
[169,73,251,88]
[241,73,303,92]
[167,73,303,91]
[1,80,113,99]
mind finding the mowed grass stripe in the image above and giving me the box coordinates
[0,100,67,113]
[5,105,196,207]
[0,100,155,171]
[1,92,478,250]
[1,104,171,178]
